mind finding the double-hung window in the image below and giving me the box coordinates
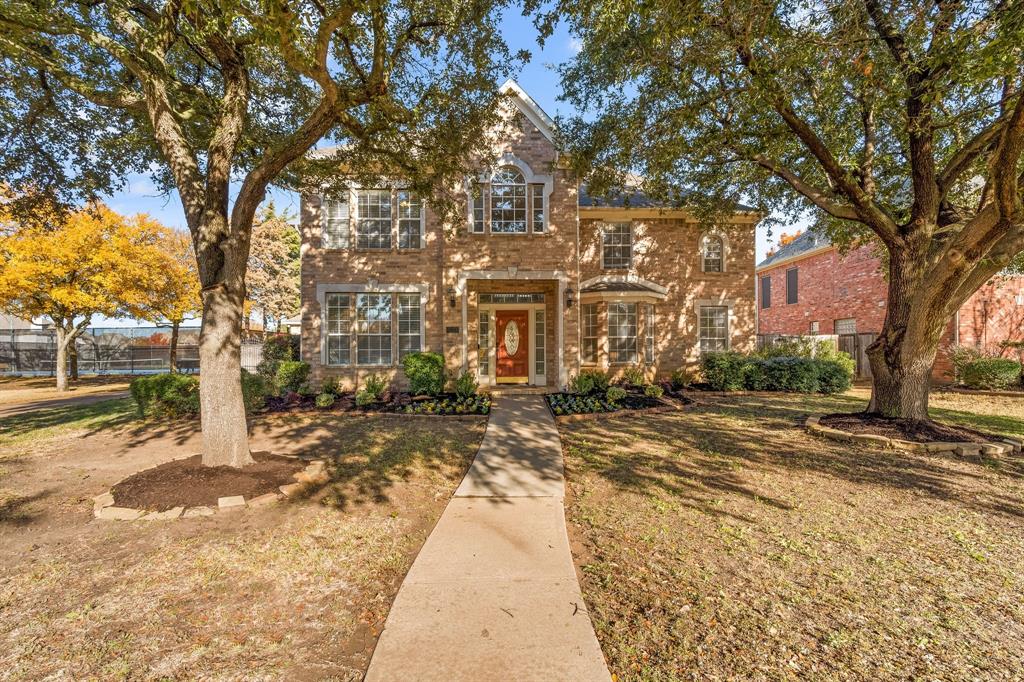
[643,304,655,364]
[471,182,486,234]
[325,293,352,365]
[608,302,638,363]
[356,293,393,365]
[581,303,599,364]
[397,294,422,358]
[602,223,632,269]
[356,189,392,249]
[531,184,545,233]
[397,191,424,249]
[322,199,350,248]
[699,306,729,352]
[703,236,723,272]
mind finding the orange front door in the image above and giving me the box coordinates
[495,310,529,383]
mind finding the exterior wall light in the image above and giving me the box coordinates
[565,286,575,309]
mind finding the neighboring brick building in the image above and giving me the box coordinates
[756,229,1024,381]
[298,80,760,390]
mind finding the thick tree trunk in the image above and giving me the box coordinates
[198,274,254,468]
[54,326,69,392]
[169,321,180,373]
[69,344,79,381]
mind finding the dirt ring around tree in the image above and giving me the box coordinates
[92,452,326,521]
[806,414,1022,458]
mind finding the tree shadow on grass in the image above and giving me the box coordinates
[0,397,138,447]
[562,392,1024,521]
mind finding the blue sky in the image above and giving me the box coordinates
[102,10,784,326]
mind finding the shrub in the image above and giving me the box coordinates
[944,344,989,383]
[240,369,267,413]
[297,383,316,397]
[355,390,375,407]
[606,386,627,403]
[622,366,645,387]
[453,370,478,399]
[669,367,692,390]
[257,333,297,380]
[362,374,388,401]
[402,352,446,396]
[275,360,310,394]
[700,351,749,391]
[816,359,853,394]
[130,373,200,417]
[315,392,335,409]
[644,384,664,398]
[570,369,610,395]
[961,358,1022,390]
[320,376,342,396]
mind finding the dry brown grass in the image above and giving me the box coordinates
[562,391,1024,681]
[0,408,485,680]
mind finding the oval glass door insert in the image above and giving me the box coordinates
[504,320,520,356]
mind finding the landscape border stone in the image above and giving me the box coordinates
[92,459,327,521]
[805,416,1021,457]
[548,397,683,424]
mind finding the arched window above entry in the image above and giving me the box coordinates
[490,166,527,233]
[467,156,551,235]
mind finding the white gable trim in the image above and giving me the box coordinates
[499,79,555,142]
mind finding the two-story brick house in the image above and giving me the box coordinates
[299,80,760,390]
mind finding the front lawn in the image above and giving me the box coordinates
[0,402,485,679]
[0,374,132,405]
[561,391,1024,680]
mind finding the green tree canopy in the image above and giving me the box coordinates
[549,0,1024,420]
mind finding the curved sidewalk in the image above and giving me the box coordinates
[365,395,610,681]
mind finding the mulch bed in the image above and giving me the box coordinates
[111,453,305,511]
[262,391,489,415]
[819,412,992,444]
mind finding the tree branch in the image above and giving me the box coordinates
[750,153,860,221]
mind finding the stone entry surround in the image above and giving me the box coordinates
[364,396,610,681]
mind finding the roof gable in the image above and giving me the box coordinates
[498,79,555,142]
[757,229,833,269]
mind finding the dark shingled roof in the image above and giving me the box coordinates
[580,281,662,295]
[578,185,757,213]
[757,229,833,269]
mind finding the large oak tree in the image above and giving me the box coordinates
[0,0,517,465]
[548,0,1024,420]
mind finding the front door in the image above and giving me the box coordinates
[496,310,529,384]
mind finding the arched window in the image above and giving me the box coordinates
[703,235,724,272]
[490,166,527,233]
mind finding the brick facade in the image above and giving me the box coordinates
[299,81,759,390]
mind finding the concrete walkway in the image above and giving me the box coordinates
[364,395,611,682]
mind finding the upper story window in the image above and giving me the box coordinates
[321,188,425,251]
[491,166,527,233]
[467,160,548,234]
[601,222,632,269]
[786,267,799,304]
[702,235,724,272]
[760,275,771,309]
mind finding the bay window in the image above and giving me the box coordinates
[325,293,352,365]
[608,302,638,363]
[582,303,598,364]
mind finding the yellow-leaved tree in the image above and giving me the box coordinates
[0,203,182,390]
[137,229,201,372]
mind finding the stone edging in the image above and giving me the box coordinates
[804,415,1023,457]
[549,397,683,424]
[92,458,328,521]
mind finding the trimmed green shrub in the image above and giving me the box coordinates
[355,389,375,407]
[570,369,610,395]
[130,373,200,417]
[606,386,627,403]
[257,334,297,380]
[402,352,446,396]
[453,370,478,399]
[362,374,388,401]
[644,384,664,398]
[962,357,1022,390]
[274,360,310,394]
[315,392,335,409]
[240,369,267,413]
[321,376,342,396]
[742,356,852,394]
[700,351,749,391]
[622,366,645,387]
[669,367,692,390]
[816,359,853,394]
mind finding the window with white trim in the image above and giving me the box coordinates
[602,223,632,269]
[582,303,598,364]
[325,293,352,365]
[356,189,392,249]
[471,182,486,234]
[322,199,350,248]
[490,166,527,233]
[703,236,723,272]
[397,191,423,249]
[699,306,729,352]
[397,294,421,359]
[643,304,655,364]
[535,309,546,376]
[531,184,545,233]
[608,302,637,363]
[478,312,490,376]
[356,293,392,365]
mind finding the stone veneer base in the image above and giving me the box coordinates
[92,457,326,522]
[804,415,1022,457]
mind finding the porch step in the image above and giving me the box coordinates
[482,386,550,396]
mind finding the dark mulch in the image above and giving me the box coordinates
[820,412,992,443]
[111,452,305,511]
